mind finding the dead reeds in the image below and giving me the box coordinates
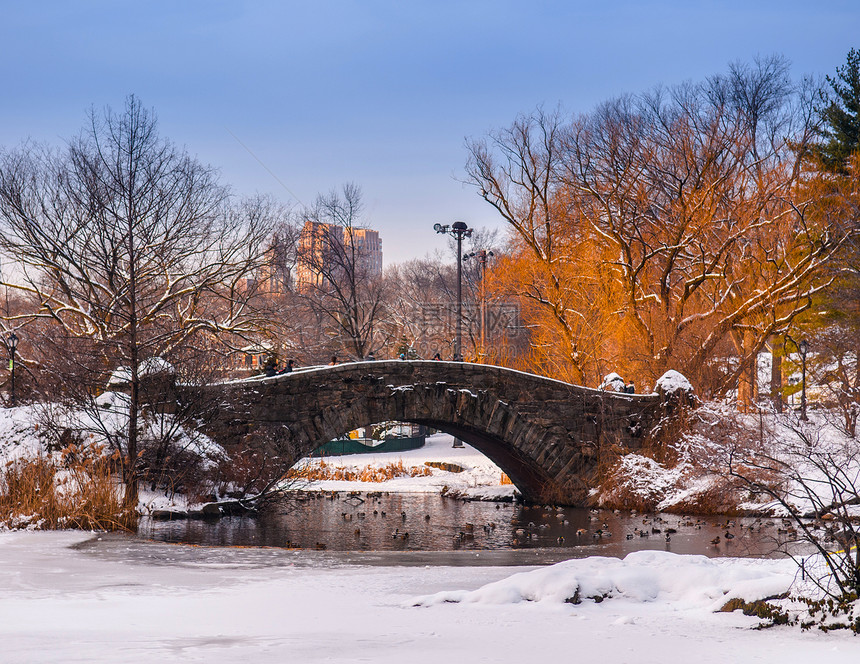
[0,445,133,531]
[288,459,433,483]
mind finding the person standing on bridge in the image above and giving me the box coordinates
[432,352,442,360]
[329,355,338,366]
[278,359,295,374]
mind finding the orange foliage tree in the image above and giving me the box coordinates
[469,58,852,400]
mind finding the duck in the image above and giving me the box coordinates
[710,536,721,545]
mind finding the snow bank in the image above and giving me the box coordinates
[0,406,48,462]
[601,454,693,509]
[106,357,175,388]
[411,550,795,611]
[1,531,851,664]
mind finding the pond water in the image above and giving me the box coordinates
[137,491,800,564]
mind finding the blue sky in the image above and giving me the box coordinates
[1,1,857,263]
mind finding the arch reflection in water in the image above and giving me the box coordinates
[139,493,787,560]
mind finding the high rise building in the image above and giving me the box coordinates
[296,221,382,288]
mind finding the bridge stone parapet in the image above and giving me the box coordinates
[191,360,667,505]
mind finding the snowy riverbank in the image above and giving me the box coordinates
[289,432,517,501]
[0,530,854,663]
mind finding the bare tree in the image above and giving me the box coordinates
[384,230,519,363]
[466,107,609,383]
[724,415,860,601]
[294,184,390,360]
[386,254,455,358]
[0,96,275,507]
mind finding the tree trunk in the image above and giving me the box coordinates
[734,331,758,411]
[770,335,783,413]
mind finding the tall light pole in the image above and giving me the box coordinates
[464,249,494,361]
[798,339,808,422]
[434,221,472,361]
[8,332,18,407]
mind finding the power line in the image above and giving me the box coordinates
[225,128,305,207]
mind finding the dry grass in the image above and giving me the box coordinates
[288,459,433,483]
[424,461,464,473]
[500,473,513,485]
[0,445,133,531]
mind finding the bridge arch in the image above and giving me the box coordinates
[198,360,663,505]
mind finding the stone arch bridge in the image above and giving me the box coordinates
[193,361,673,505]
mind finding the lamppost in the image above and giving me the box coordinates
[464,249,494,361]
[798,339,808,422]
[784,334,809,421]
[7,332,18,407]
[434,221,472,361]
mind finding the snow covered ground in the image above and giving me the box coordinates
[0,530,854,663]
[3,406,859,659]
[291,432,516,500]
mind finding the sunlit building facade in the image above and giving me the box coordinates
[295,221,382,288]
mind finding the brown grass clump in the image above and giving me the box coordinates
[0,445,133,531]
[598,473,660,512]
[500,473,513,485]
[288,459,433,483]
[425,461,465,473]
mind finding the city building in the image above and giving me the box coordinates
[295,221,382,288]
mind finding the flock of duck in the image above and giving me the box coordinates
[280,490,816,551]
